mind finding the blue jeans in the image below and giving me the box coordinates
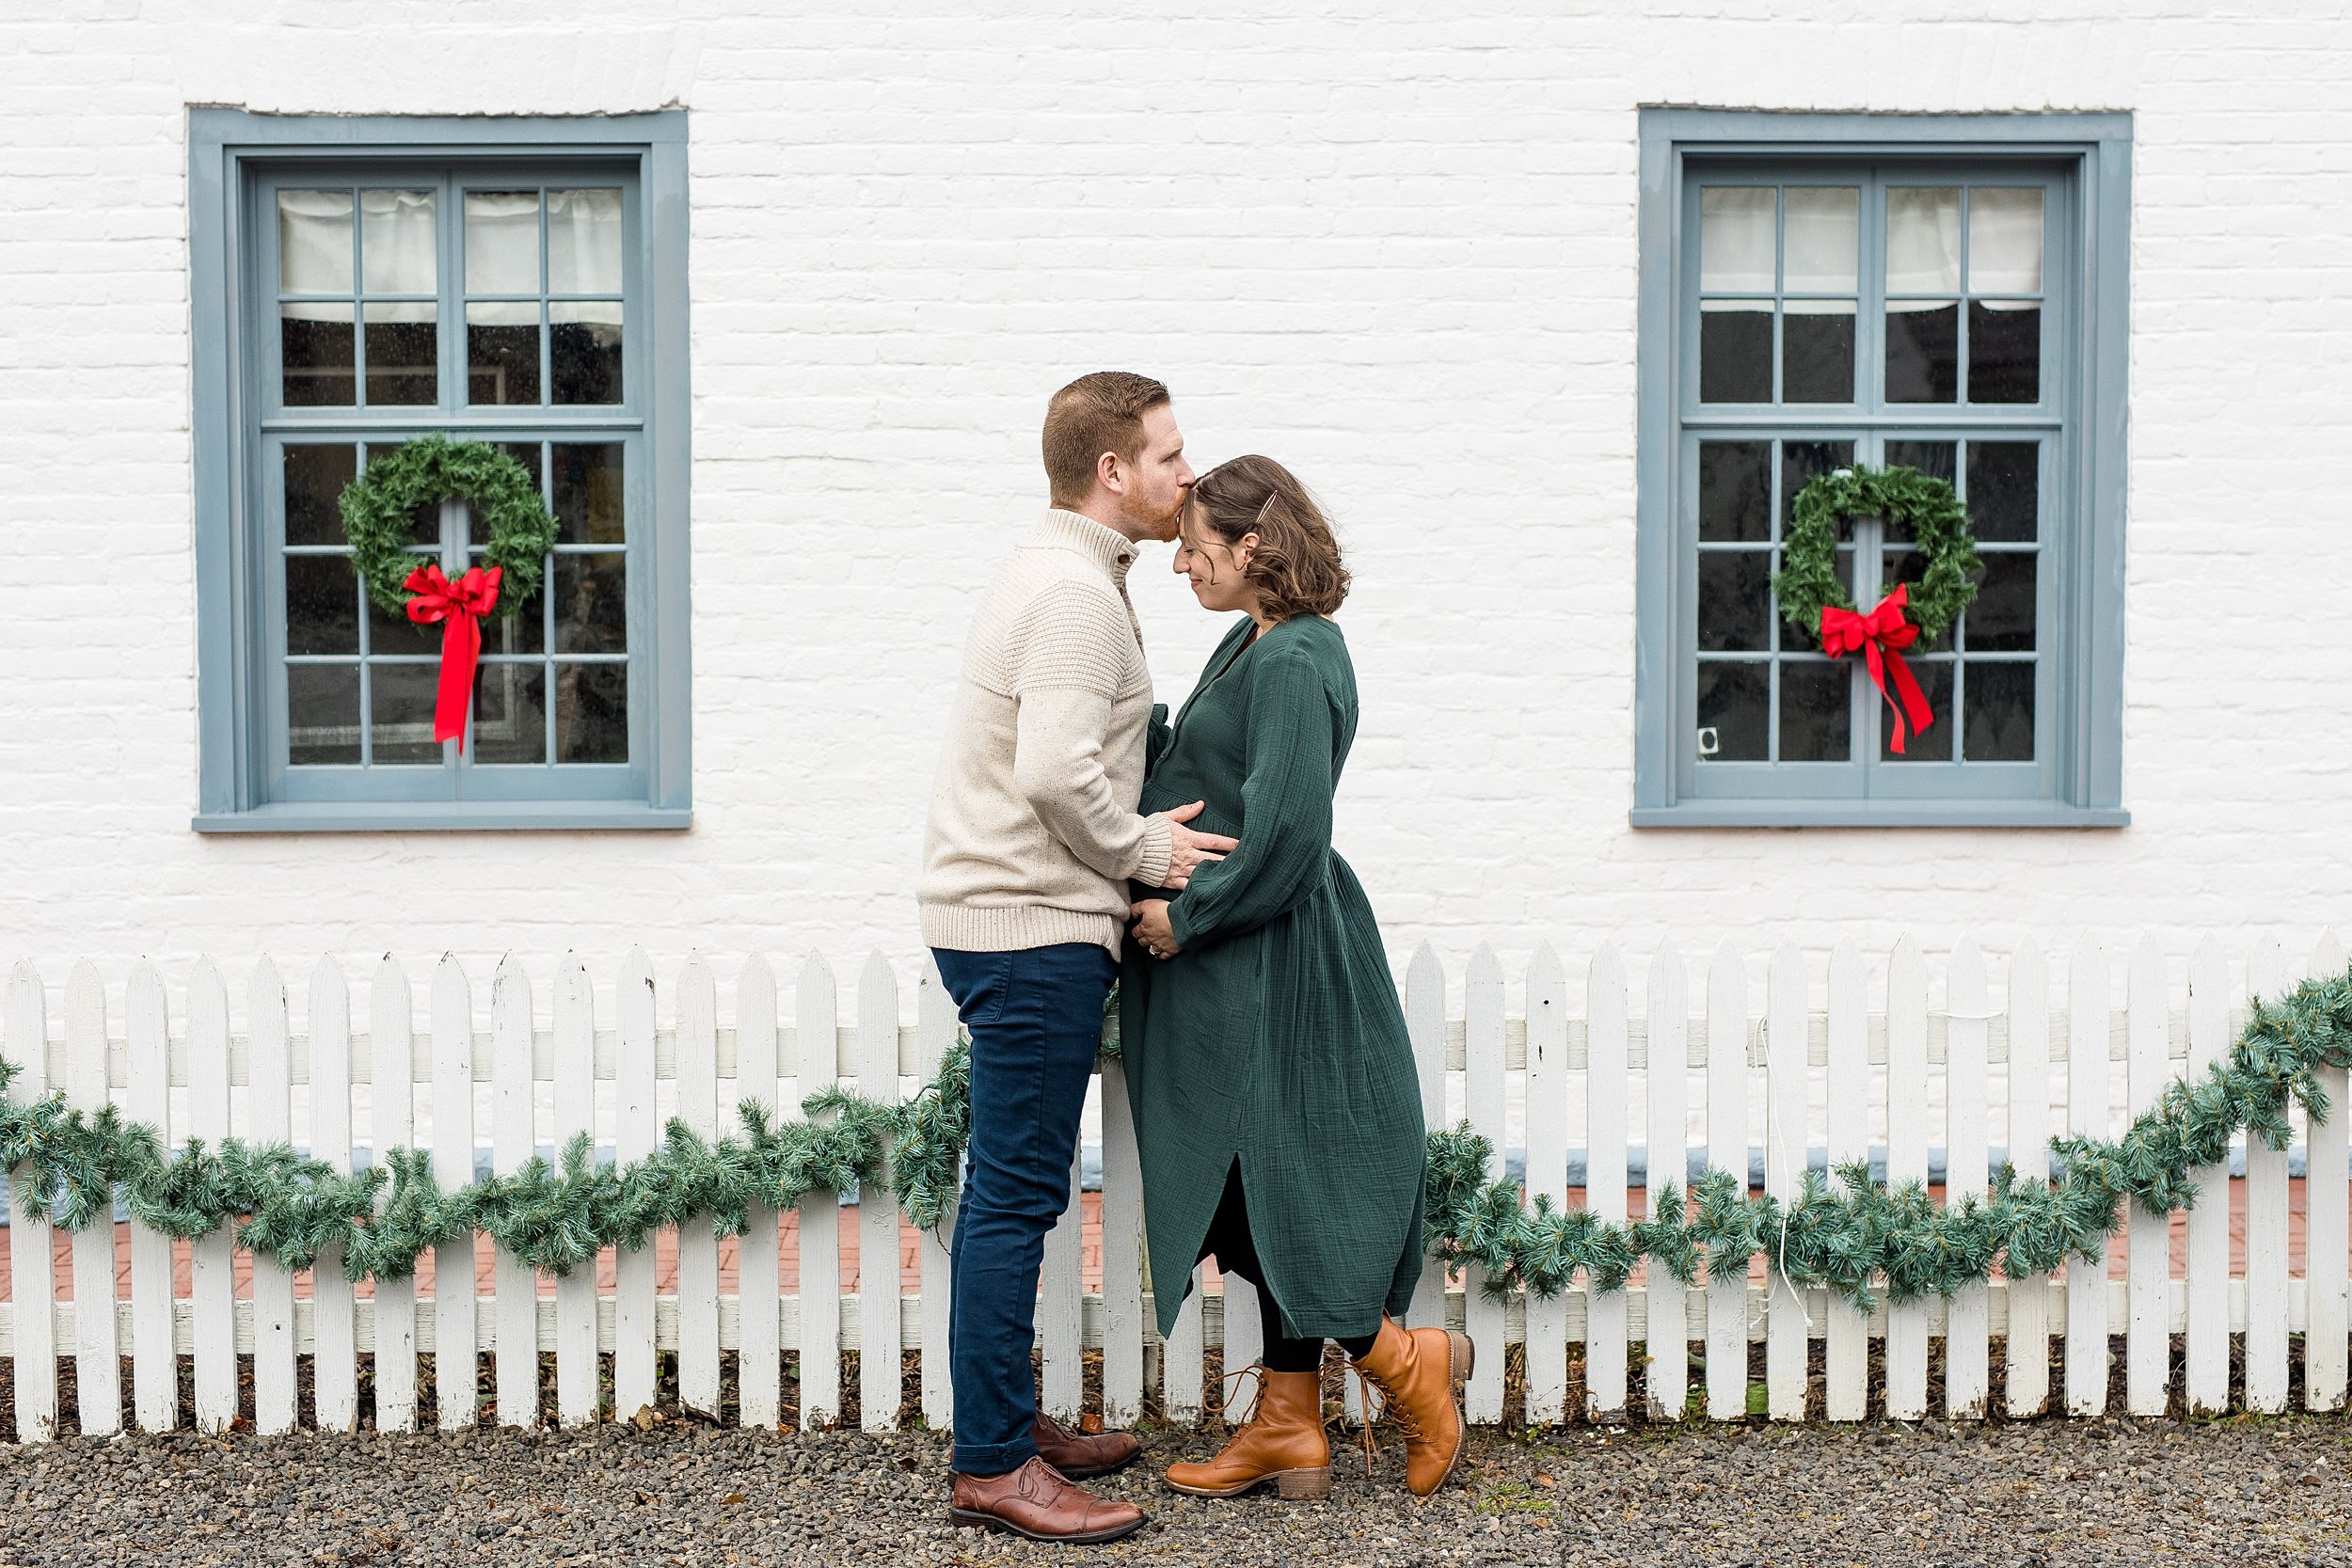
[931,942,1118,1476]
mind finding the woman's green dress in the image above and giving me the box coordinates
[1120,612,1425,1341]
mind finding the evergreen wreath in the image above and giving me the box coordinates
[1769,463,1982,645]
[337,435,559,620]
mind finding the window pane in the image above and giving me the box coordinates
[554,443,627,543]
[1883,549,1954,653]
[1699,187,1775,293]
[280,303,355,406]
[551,301,624,404]
[1968,188,2043,294]
[1699,303,1772,403]
[548,189,624,293]
[369,662,444,764]
[1966,552,2037,651]
[1697,551,1771,651]
[471,663,548,765]
[1965,442,2038,541]
[359,188,437,294]
[1778,440,1855,534]
[475,563,546,655]
[1886,187,1962,293]
[1882,440,1956,544]
[362,301,437,406]
[1698,441,1770,543]
[1963,662,2034,761]
[286,555,359,656]
[556,662,629,763]
[555,553,627,653]
[1781,300,1854,403]
[467,300,541,404]
[287,664,360,767]
[1779,660,1851,762]
[1695,661,1767,762]
[1878,658,1953,761]
[1782,188,1858,293]
[368,551,444,658]
[1967,301,2041,404]
[285,444,358,546]
[1884,301,1958,403]
[278,189,352,294]
[466,190,541,294]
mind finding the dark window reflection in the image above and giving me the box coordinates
[370,662,444,764]
[1885,303,1959,403]
[554,444,627,544]
[468,302,540,404]
[1879,658,1953,761]
[1781,309,1855,403]
[281,305,355,406]
[1963,662,2035,761]
[1700,307,1772,403]
[362,307,437,406]
[1966,442,2039,541]
[1967,302,2041,404]
[471,663,548,765]
[286,555,359,656]
[556,662,628,763]
[1779,440,1856,533]
[287,664,360,766]
[551,303,623,404]
[285,445,358,546]
[1966,553,2038,651]
[1779,660,1851,761]
[555,553,627,654]
[1695,661,1768,761]
[472,554,546,655]
[367,550,443,657]
[1697,552,1772,651]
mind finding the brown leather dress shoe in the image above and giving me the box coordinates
[1164,1369,1331,1500]
[947,1456,1148,1544]
[1351,1317,1472,1497]
[1032,1411,1143,1480]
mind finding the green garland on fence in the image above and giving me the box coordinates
[4,966,2351,1314]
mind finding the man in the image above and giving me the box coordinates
[919,372,1234,1544]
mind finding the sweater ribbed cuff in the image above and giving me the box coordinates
[919,901,1122,958]
[1130,814,1175,891]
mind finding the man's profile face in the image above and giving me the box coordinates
[1117,403,1196,543]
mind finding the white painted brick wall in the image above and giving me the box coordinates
[3,2,2349,1019]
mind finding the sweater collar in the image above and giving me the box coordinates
[1032,507,1140,580]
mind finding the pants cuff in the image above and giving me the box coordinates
[952,1435,1039,1477]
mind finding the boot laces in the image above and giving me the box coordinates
[1353,1369,1429,1476]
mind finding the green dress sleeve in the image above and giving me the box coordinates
[1164,644,1335,951]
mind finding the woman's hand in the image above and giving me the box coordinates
[1130,899,1182,960]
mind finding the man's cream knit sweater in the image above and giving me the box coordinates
[918,509,1176,958]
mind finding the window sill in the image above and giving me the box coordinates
[1630,800,2129,829]
[194,800,691,833]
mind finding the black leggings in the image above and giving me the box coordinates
[1198,1163,1377,1373]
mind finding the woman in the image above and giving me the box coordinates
[1122,455,1470,1501]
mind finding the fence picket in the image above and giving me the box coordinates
[1463,944,1508,1423]
[1884,937,1929,1420]
[7,962,58,1443]
[1522,942,1570,1424]
[430,956,477,1432]
[1099,1052,1146,1428]
[2125,936,2169,1416]
[914,957,957,1431]
[736,956,783,1429]
[310,958,358,1433]
[1764,941,1807,1421]
[492,957,538,1427]
[615,948,660,1423]
[125,959,175,1433]
[858,952,905,1431]
[1222,1275,1262,1423]
[2305,929,2349,1412]
[188,959,237,1433]
[1163,1266,1205,1425]
[551,955,600,1427]
[676,956,723,1420]
[1405,942,1448,1337]
[371,956,419,1433]
[1943,938,1990,1419]
[2004,940,2052,1418]
[1823,940,1867,1421]
[1645,942,1689,1421]
[2244,936,2291,1414]
[1581,943,1628,1424]
[2064,941,2110,1416]
[1702,942,1745,1420]
[248,958,298,1435]
[2182,937,2231,1413]
[62,963,122,1437]
[794,954,841,1430]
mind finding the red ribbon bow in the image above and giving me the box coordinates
[402,563,502,752]
[1820,583,1935,755]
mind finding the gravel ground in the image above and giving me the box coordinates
[4,1414,2351,1568]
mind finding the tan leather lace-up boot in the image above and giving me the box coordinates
[1163,1369,1331,1500]
[1350,1317,1471,1497]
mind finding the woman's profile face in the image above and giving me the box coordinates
[1174,502,1259,615]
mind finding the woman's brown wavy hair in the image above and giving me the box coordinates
[1184,454,1351,620]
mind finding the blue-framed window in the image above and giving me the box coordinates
[189,112,691,831]
[1633,112,2131,828]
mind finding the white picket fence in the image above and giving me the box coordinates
[2,930,2347,1444]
